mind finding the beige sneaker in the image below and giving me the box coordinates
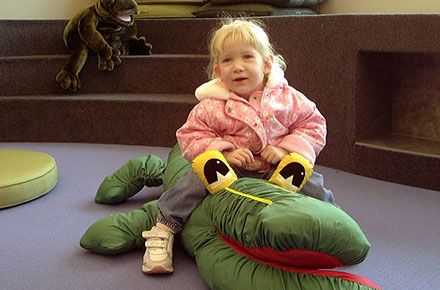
[142,226,174,274]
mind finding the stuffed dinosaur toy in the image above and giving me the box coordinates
[56,0,152,92]
[80,144,381,290]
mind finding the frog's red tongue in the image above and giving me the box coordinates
[218,231,382,290]
[117,14,131,22]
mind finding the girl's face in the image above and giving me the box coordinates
[214,38,272,100]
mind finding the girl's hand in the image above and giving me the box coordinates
[261,146,288,164]
[223,148,254,168]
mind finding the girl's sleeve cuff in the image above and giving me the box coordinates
[206,141,235,153]
[277,136,316,165]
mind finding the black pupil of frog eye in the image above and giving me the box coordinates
[204,159,230,184]
[279,162,306,187]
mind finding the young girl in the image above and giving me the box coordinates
[141,18,335,274]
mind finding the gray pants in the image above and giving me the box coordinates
[157,167,335,233]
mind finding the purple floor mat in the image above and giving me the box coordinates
[1,143,439,290]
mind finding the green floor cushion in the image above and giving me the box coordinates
[0,148,58,209]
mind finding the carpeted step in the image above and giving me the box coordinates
[0,20,66,57]
[0,19,216,57]
[0,54,209,96]
[0,94,197,147]
[2,15,440,191]
[137,18,216,55]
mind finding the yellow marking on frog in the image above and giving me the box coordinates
[225,187,273,205]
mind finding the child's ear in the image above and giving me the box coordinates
[214,64,221,79]
[264,55,274,74]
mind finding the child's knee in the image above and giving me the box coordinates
[299,172,336,204]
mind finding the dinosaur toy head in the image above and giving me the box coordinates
[95,0,139,26]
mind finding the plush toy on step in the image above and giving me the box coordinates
[56,0,152,92]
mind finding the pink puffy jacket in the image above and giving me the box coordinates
[177,68,326,171]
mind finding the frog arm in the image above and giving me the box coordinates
[77,7,109,55]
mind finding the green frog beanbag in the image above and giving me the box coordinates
[80,144,381,290]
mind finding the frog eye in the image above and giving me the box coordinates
[269,153,313,192]
[277,163,306,191]
[192,151,237,194]
[204,159,231,185]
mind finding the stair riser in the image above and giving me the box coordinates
[0,19,215,56]
[0,56,209,96]
[0,20,66,57]
[0,97,194,146]
[138,18,215,55]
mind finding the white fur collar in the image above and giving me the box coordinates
[195,66,286,101]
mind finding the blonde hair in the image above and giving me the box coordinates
[207,18,286,80]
